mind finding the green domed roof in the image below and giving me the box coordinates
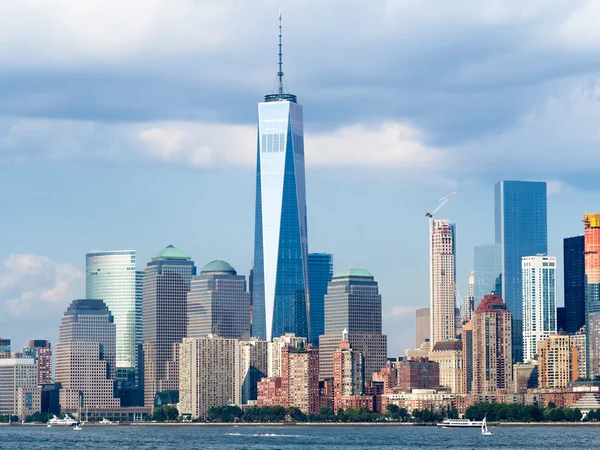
[152,245,191,260]
[201,260,236,275]
[333,267,373,279]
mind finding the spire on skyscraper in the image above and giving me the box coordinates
[277,11,284,95]
[265,12,297,103]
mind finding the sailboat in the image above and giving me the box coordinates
[73,401,83,431]
[481,416,493,435]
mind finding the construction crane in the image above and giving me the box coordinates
[425,192,456,218]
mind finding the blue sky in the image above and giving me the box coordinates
[1,0,600,355]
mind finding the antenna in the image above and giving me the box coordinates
[277,11,284,94]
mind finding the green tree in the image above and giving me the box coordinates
[547,401,557,409]
[287,407,307,422]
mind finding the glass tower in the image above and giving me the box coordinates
[308,253,333,345]
[253,17,309,341]
[473,243,501,304]
[564,235,585,334]
[584,213,600,377]
[86,250,142,380]
[495,181,547,362]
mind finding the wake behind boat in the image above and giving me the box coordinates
[437,418,484,428]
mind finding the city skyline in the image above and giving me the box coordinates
[3,2,600,357]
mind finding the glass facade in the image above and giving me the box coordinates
[473,243,501,304]
[86,250,141,377]
[253,94,309,341]
[584,214,600,377]
[564,235,585,334]
[308,253,333,345]
[495,181,547,362]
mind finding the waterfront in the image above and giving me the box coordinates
[0,425,599,449]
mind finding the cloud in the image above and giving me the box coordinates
[386,305,419,319]
[0,254,84,349]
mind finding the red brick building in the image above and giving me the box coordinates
[396,357,439,392]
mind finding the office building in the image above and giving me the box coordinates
[471,295,513,394]
[333,330,364,397]
[564,236,585,334]
[473,244,501,302]
[522,255,557,362]
[404,340,431,360]
[252,17,309,341]
[0,358,38,417]
[429,219,456,345]
[571,326,587,381]
[557,307,566,332]
[308,253,333,345]
[464,270,475,320]
[142,245,196,407]
[513,363,538,393]
[428,340,462,393]
[495,181,547,362]
[584,213,600,377]
[86,250,143,383]
[319,268,387,381]
[238,338,268,404]
[179,336,239,419]
[461,320,473,394]
[415,308,430,347]
[397,357,439,392]
[538,334,578,389]
[22,340,52,385]
[54,299,120,411]
[187,260,251,339]
[268,333,307,377]
[0,338,11,359]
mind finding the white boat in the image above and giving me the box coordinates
[73,424,82,431]
[481,416,493,435]
[437,418,484,428]
[99,418,114,425]
[47,415,78,426]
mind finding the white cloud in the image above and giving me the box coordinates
[386,305,419,319]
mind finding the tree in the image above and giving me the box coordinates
[152,405,179,422]
[287,407,307,422]
[547,401,557,409]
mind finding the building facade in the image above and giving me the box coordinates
[142,245,196,407]
[252,23,309,341]
[471,295,513,394]
[179,336,239,419]
[415,308,430,347]
[428,340,462,393]
[308,253,333,345]
[473,244,502,303]
[522,255,557,362]
[22,340,52,385]
[319,268,387,382]
[0,338,10,359]
[564,236,585,334]
[333,330,364,399]
[187,260,251,339]
[397,357,440,392]
[429,219,456,345]
[268,333,307,378]
[584,213,600,377]
[538,334,578,389]
[86,250,142,382]
[238,338,269,405]
[461,320,473,394]
[0,359,38,417]
[495,181,547,362]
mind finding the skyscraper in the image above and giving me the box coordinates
[538,334,579,389]
[22,340,52,385]
[471,295,512,394]
[187,260,251,339]
[584,213,600,377]
[238,338,268,404]
[54,299,120,412]
[0,338,11,359]
[319,268,387,381]
[495,181,547,362]
[0,358,38,418]
[429,219,456,345]
[333,330,366,411]
[473,244,502,302]
[86,250,142,382]
[415,308,430,347]
[564,236,585,334]
[252,16,309,341]
[522,255,557,362]
[142,245,196,407]
[308,253,333,345]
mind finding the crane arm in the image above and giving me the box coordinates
[425,192,456,218]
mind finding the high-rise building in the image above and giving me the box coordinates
[54,299,120,412]
[238,338,268,405]
[471,295,513,394]
[564,236,585,334]
[86,250,143,385]
[179,336,240,419]
[429,219,456,345]
[0,338,11,359]
[308,253,333,345]
[319,268,387,382]
[461,320,473,394]
[415,308,430,347]
[187,260,251,339]
[495,181,547,362]
[584,213,600,378]
[396,357,439,392]
[22,340,52,385]
[268,333,307,378]
[0,359,39,418]
[538,334,579,389]
[333,330,364,396]
[252,17,309,342]
[428,340,462,393]
[464,271,475,321]
[473,244,502,302]
[557,307,566,332]
[522,255,557,362]
[571,326,587,381]
[513,363,538,393]
[142,245,196,407]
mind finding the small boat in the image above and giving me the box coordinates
[73,423,82,431]
[437,418,483,428]
[46,424,51,428]
[481,416,493,436]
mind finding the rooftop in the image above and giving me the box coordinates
[333,267,373,279]
[152,245,191,261]
[201,260,237,275]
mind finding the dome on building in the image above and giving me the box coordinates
[152,244,191,260]
[201,260,237,275]
[333,267,373,279]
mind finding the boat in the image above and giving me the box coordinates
[437,418,484,428]
[47,415,78,426]
[99,418,114,425]
[481,416,493,435]
[73,423,82,431]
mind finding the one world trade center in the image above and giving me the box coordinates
[252,15,309,341]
